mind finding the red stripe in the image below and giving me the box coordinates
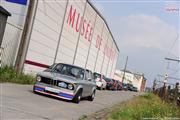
[25,60,50,68]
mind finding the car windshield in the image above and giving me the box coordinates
[104,77,112,82]
[123,83,127,86]
[93,73,101,79]
[44,63,57,72]
[127,83,133,87]
[53,64,84,80]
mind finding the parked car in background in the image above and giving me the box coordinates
[93,72,106,90]
[122,83,128,91]
[132,86,138,92]
[127,83,133,91]
[117,81,123,90]
[112,79,118,90]
[33,63,96,103]
[104,77,114,90]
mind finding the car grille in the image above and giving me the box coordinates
[40,77,60,86]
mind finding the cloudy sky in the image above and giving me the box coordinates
[91,0,179,87]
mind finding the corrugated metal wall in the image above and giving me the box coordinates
[24,0,119,77]
[24,0,67,73]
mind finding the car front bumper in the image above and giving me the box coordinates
[33,83,75,100]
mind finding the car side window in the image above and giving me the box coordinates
[54,64,63,72]
[85,70,93,81]
[77,70,84,80]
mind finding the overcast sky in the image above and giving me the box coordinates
[91,0,180,87]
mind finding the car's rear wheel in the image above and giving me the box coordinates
[73,89,82,104]
[88,90,96,101]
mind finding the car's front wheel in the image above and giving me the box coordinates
[88,90,96,101]
[73,89,82,104]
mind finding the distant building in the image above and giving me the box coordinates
[114,70,133,84]
[114,70,147,91]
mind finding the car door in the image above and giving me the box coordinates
[87,71,95,94]
[84,70,94,96]
[79,70,89,97]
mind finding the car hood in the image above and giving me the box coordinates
[37,71,79,84]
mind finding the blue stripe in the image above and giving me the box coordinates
[35,87,44,91]
[58,93,74,99]
[6,0,27,5]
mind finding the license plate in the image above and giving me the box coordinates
[45,87,60,93]
[58,82,67,88]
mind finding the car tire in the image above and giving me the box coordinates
[73,90,82,104]
[88,90,96,101]
[100,86,103,90]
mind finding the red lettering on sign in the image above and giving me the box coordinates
[96,35,102,49]
[81,19,86,36]
[111,51,114,60]
[88,27,93,42]
[85,21,90,40]
[103,45,115,60]
[76,13,82,32]
[103,43,107,54]
[66,5,115,52]
[66,5,76,28]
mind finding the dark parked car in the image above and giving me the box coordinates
[112,79,118,90]
[117,81,123,90]
[123,83,128,90]
[127,83,134,91]
[33,63,96,103]
[103,77,114,90]
[132,86,138,92]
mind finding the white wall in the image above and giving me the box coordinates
[24,0,67,73]
[24,0,119,77]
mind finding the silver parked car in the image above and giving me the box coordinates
[33,63,96,103]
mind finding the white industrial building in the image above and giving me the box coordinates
[0,0,119,78]
[114,70,147,91]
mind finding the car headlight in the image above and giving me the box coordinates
[68,84,73,90]
[36,76,41,82]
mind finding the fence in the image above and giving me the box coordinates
[153,81,180,107]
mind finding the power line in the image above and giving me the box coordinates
[157,74,180,81]
[165,58,180,62]
[167,33,179,57]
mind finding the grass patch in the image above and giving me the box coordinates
[0,66,35,84]
[108,93,180,120]
[79,115,88,120]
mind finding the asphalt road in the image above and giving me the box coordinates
[0,83,142,120]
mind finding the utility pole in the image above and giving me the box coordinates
[122,56,128,84]
[162,58,180,100]
[15,0,38,72]
[152,78,157,93]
